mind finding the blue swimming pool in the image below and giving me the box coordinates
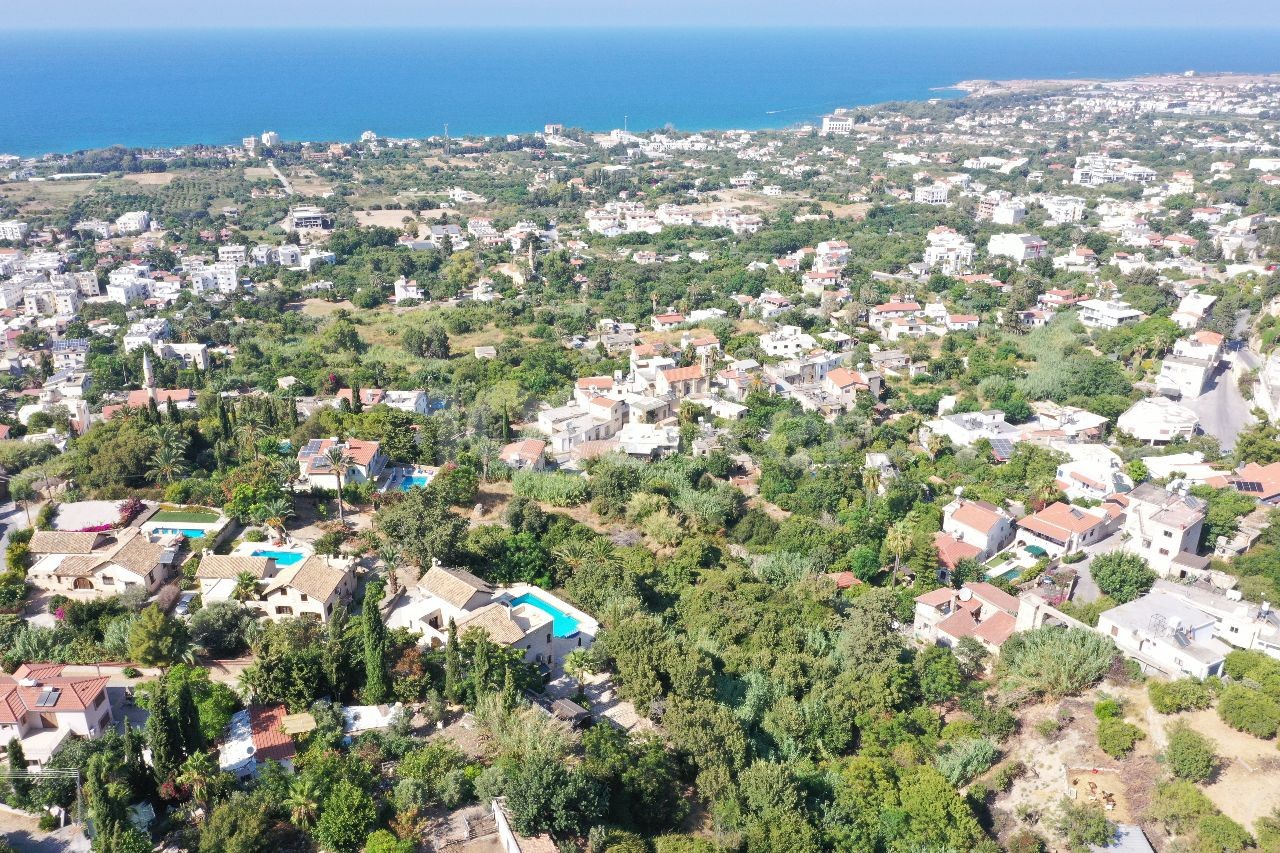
[153,527,206,538]
[252,549,306,566]
[399,474,433,491]
[506,592,581,638]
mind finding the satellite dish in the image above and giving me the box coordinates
[958,588,973,602]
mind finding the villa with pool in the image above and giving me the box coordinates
[196,543,357,624]
[386,563,598,667]
[139,505,231,546]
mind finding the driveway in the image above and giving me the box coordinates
[1069,531,1129,604]
[1183,360,1255,452]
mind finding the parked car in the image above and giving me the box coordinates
[174,592,196,617]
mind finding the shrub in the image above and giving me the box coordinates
[1165,724,1218,782]
[1218,684,1280,739]
[990,760,1026,792]
[6,542,30,575]
[244,529,267,543]
[1006,830,1046,853]
[1152,780,1218,834]
[1196,814,1254,853]
[1035,718,1062,738]
[934,737,999,787]
[1053,798,1114,851]
[121,666,141,678]
[35,502,57,531]
[1149,678,1216,714]
[1089,551,1156,603]
[997,627,1116,700]
[1093,698,1123,720]
[1096,717,1144,758]
[512,471,588,507]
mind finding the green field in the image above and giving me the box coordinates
[152,509,221,524]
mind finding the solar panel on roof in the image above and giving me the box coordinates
[1237,481,1264,493]
[989,439,1015,460]
[35,688,60,707]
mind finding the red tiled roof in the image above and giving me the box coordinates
[952,500,1005,535]
[934,533,981,569]
[0,664,109,724]
[500,438,546,464]
[662,365,705,382]
[826,367,869,389]
[248,704,296,763]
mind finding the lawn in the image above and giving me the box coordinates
[153,509,221,524]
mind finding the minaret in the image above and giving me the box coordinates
[142,351,156,401]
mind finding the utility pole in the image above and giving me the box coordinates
[623,114,628,134]
[443,123,449,157]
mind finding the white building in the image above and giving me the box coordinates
[1077,299,1143,329]
[1117,397,1200,445]
[923,227,976,275]
[821,114,854,136]
[1121,483,1207,578]
[913,184,950,205]
[987,233,1048,264]
[0,221,30,242]
[760,325,817,357]
[114,211,150,235]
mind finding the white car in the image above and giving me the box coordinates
[174,592,196,617]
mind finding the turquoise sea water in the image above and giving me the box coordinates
[1,27,1279,155]
[507,592,581,638]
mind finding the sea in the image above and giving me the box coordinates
[2,27,1280,156]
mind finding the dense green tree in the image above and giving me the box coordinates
[313,779,378,853]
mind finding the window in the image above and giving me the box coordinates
[93,693,104,708]
[1110,626,1118,637]
[1163,530,1173,538]
[1159,548,1169,556]
[299,593,308,601]
[1142,539,1151,549]
[275,606,293,616]
[546,633,552,644]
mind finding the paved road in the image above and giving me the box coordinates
[0,500,32,555]
[1183,359,1255,452]
[268,159,294,196]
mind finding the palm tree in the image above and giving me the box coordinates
[284,777,321,829]
[862,467,881,498]
[260,496,294,538]
[323,446,353,525]
[177,750,219,814]
[147,444,187,485]
[563,648,593,700]
[1033,478,1060,510]
[381,544,403,598]
[886,521,912,587]
[231,571,260,603]
[235,409,267,460]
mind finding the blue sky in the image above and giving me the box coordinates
[12,0,1280,29]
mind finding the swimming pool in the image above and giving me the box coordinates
[399,474,433,491]
[506,592,581,638]
[252,549,306,566]
[153,527,206,538]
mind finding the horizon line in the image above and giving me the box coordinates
[5,23,1280,32]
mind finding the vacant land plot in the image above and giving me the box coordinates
[121,172,175,185]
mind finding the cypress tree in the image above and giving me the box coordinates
[145,684,183,782]
[362,577,389,704]
[444,618,462,703]
[174,680,206,753]
[7,738,29,800]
